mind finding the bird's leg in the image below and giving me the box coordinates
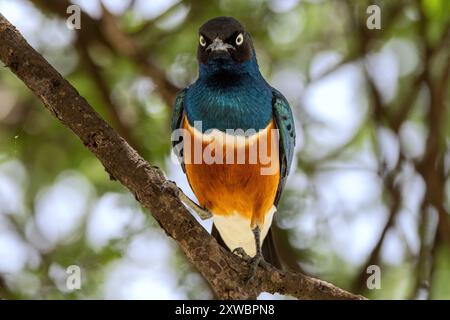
[161,180,212,220]
[178,191,212,220]
[246,226,271,282]
[232,226,271,283]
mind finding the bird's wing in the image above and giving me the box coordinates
[272,89,296,205]
[171,89,187,172]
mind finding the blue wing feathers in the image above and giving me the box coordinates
[272,89,296,205]
[171,89,187,172]
[171,89,187,133]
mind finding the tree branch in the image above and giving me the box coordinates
[0,14,364,300]
[411,0,450,298]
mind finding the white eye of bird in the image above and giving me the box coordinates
[235,33,244,46]
[199,35,207,47]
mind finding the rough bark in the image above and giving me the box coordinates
[0,14,364,300]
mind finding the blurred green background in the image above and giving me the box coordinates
[0,0,449,299]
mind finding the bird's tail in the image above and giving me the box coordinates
[211,224,283,269]
[261,228,282,269]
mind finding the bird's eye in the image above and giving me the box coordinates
[235,33,244,46]
[199,35,207,47]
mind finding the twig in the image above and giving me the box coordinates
[29,0,179,108]
[76,41,139,150]
[100,4,179,107]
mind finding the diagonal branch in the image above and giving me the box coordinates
[0,14,364,300]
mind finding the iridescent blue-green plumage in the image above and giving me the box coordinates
[271,89,295,204]
[184,54,273,132]
[171,54,296,203]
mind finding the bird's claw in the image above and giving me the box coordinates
[233,247,270,283]
[233,247,252,262]
[161,180,180,197]
[245,254,270,283]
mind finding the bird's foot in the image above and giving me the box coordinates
[232,247,252,261]
[161,180,180,197]
[246,253,270,283]
[162,180,212,220]
[233,247,270,283]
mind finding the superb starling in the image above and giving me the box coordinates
[171,17,295,279]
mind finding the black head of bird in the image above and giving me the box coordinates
[197,16,254,65]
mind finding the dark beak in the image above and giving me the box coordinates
[206,38,235,60]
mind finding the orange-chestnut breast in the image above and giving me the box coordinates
[181,116,280,256]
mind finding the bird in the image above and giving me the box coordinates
[171,16,295,279]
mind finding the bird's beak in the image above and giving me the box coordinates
[206,38,235,52]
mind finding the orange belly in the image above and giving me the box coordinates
[182,117,280,226]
